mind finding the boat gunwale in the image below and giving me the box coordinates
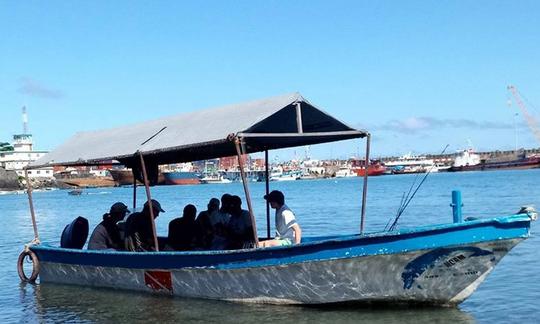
[30,214,531,259]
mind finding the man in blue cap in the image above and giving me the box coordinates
[259,190,302,248]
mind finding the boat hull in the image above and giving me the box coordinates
[353,165,387,177]
[162,171,201,185]
[30,214,532,305]
[109,169,166,186]
[449,156,540,172]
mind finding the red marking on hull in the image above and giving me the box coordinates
[144,270,173,293]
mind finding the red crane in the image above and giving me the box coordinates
[507,85,540,144]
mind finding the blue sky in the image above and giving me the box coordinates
[1,1,539,159]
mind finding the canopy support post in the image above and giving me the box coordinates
[295,101,303,133]
[265,149,270,239]
[24,169,39,243]
[233,137,259,247]
[138,152,160,252]
[132,170,137,210]
[360,134,371,234]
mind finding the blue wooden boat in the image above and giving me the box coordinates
[19,93,536,305]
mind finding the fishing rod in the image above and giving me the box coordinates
[386,144,450,232]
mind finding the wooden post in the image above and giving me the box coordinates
[138,152,160,252]
[24,169,39,242]
[360,134,371,234]
[234,137,259,246]
[265,149,270,239]
[132,169,137,210]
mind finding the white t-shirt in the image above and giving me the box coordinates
[275,204,297,240]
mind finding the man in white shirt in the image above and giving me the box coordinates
[258,190,302,248]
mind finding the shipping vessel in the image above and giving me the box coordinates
[449,150,540,172]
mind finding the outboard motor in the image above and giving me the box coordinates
[60,216,89,249]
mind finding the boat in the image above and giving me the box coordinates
[449,149,540,172]
[351,159,387,176]
[18,92,536,306]
[334,166,357,178]
[109,169,140,186]
[268,166,301,181]
[385,154,435,174]
[200,174,232,184]
[270,171,301,181]
[67,189,82,196]
[162,171,201,185]
[110,168,167,186]
[161,163,201,185]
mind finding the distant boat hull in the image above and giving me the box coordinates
[162,171,201,185]
[109,169,166,186]
[30,214,533,305]
[449,156,540,172]
[353,164,387,177]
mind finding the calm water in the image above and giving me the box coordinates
[1,170,539,323]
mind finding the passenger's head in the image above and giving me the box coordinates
[106,202,129,222]
[264,190,285,209]
[230,195,242,214]
[207,198,220,212]
[220,193,232,212]
[183,204,197,221]
[143,199,165,218]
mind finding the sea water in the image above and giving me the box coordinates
[1,169,539,323]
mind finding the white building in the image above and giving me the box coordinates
[0,108,53,178]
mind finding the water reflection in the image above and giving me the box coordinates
[28,283,475,324]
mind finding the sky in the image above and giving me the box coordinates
[1,1,539,160]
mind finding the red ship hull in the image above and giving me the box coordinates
[353,164,387,176]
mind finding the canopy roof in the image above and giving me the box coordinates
[29,92,367,169]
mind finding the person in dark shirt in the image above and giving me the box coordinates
[168,204,198,251]
[226,195,255,249]
[88,202,129,250]
[195,198,220,249]
[125,199,165,252]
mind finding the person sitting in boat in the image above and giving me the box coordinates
[168,204,198,251]
[206,194,233,250]
[88,202,129,250]
[226,195,255,249]
[124,199,165,252]
[195,198,220,249]
[258,190,302,247]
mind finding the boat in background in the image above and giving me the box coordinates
[386,154,435,174]
[351,159,387,176]
[162,171,201,185]
[200,174,232,184]
[270,171,301,181]
[449,149,540,172]
[109,168,166,186]
[335,167,357,178]
[161,163,201,185]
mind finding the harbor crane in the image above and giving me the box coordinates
[507,85,540,144]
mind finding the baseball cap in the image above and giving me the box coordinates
[144,199,165,212]
[110,202,129,214]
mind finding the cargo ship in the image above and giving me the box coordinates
[449,149,540,172]
[162,171,201,185]
[109,169,166,186]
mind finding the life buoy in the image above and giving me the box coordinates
[17,250,39,283]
